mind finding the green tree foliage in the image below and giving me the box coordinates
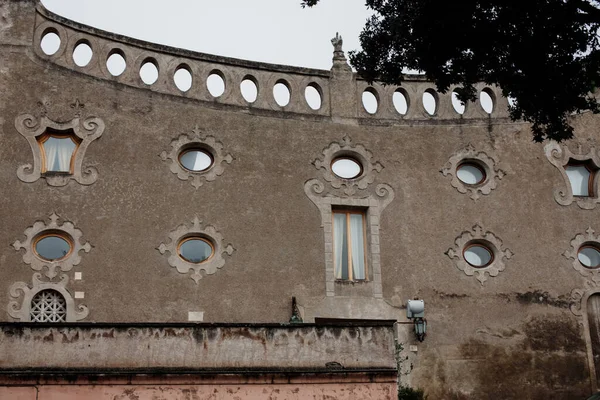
[303,0,600,141]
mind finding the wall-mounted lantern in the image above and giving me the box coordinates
[407,299,427,342]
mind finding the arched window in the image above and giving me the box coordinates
[30,289,66,322]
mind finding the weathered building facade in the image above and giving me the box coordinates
[0,0,599,398]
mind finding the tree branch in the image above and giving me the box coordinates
[301,0,320,7]
[572,0,600,22]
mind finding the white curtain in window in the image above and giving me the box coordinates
[333,213,346,279]
[44,137,76,172]
[566,165,590,196]
[57,139,74,172]
[350,214,365,280]
[43,137,59,172]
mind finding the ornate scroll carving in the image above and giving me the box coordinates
[563,227,600,283]
[12,213,91,279]
[312,135,383,196]
[305,136,394,298]
[160,125,233,189]
[446,224,513,285]
[544,141,600,209]
[15,111,104,186]
[157,217,235,284]
[441,144,505,200]
[8,272,89,322]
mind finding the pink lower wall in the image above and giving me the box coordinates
[1,383,397,399]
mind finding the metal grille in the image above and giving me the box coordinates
[30,290,66,322]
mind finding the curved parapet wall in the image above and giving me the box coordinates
[32,3,509,123]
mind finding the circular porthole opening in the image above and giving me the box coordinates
[107,50,126,76]
[140,59,159,85]
[331,157,362,179]
[178,148,214,172]
[463,243,493,268]
[457,162,486,185]
[241,76,258,103]
[362,88,378,114]
[207,71,226,98]
[178,237,214,263]
[305,83,322,110]
[174,65,193,92]
[578,245,600,269]
[33,232,73,261]
[41,30,61,56]
[73,41,93,67]
[273,80,291,107]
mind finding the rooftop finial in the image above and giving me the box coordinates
[331,32,346,63]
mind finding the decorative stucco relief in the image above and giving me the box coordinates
[446,224,513,285]
[160,125,233,189]
[8,272,89,322]
[312,135,383,196]
[15,106,104,186]
[441,144,505,200]
[569,279,600,392]
[157,217,235,284]
[544,141,600,209]
[564,228,600,284]
[305,136,394,298]
[12,213,91,279]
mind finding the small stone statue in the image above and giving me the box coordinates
[331,32,350,71]
[331,32,347,63]
[331,32,343,53]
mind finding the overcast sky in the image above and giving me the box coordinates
[40,0,372,70]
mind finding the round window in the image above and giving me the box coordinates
[178,149,213,172]
[34,233,72,261]
[578,245,600,268]
[463,244,493,268]
[331,157,362,179]
[178,237,214,263]
[457,162,486,185]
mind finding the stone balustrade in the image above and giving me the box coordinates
[33,4,510,122]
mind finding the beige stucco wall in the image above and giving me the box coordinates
[0,1,598,398]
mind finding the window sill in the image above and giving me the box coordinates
[335,279,370,285]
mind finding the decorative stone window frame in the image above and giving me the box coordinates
[446,224,513,285]
[12,213,91,279]
[160,126,233,189]
[563,228,600,284]
[15,113,104,186]
[304,181,394,298]
[544,141,600,209]
[313,135,383,196]
[570,281,600,392]
[442,144,505,200]
[157,217,235,284]
[8,272,89,322]
[305,136,393,297]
